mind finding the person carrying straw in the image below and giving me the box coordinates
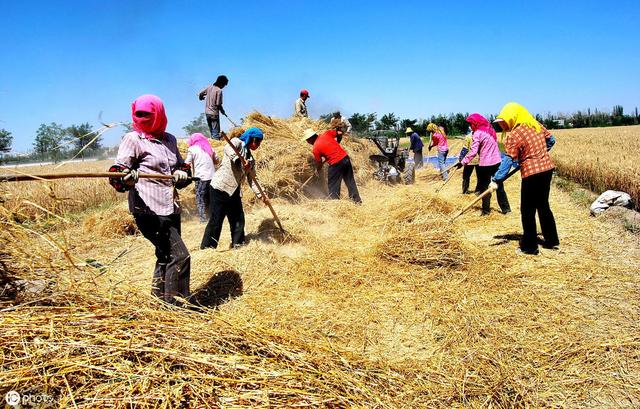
[201,127,264,249]
[493,102,559,255]
[108,94,192,306]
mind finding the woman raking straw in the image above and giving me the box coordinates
[427,123,449,180]
[455,113,511,215]
[186,133,219,223]
[201,127,264,249]
[108,94,193,306]
[493,102,559,255]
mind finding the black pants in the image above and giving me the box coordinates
[134,213,191,305]
[328,156,362,203]
[462,164,479,194]
[201,187,245,249]
[520,170,559,253]
[476,163,511,214]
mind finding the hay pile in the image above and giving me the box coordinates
[82,202,137,236]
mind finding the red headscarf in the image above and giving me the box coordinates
[131,94,168,138]
[466,113,497,140]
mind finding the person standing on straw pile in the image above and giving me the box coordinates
[301,120,362,203]
[458,129,480,194]
[493,102,559,255]
[427,123,449,179]
[455,113,511,215]
[186,133,219,223]
[198,75,228,140]
[108,94,192,306]
[406,127,424,169]
[294,89,310,118]
[331,111,352,136]
[201,127,264,249]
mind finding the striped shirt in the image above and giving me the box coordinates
[115,131,184,216]
[505,125,555,179]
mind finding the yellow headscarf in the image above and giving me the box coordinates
[427,123,446,136]
[497,102,542,133]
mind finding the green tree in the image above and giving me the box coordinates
[33,123,65,162]
[376,113,399,131]
[67,123,100,159]
[348,113,377,134]
[183,113,210,137]
[0,129,12,153]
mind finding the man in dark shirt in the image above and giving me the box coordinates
[301,123,362,203]
[198,75,228,140]
[407,127,423,169]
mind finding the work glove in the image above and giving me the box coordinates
[454,162,463,169]
[173,163,193,189]
[173,170,188,183]
[489,181,498,191]
[108,164,136,192]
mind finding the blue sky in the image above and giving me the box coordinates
[1,0,639,152]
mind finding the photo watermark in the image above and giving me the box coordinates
[5,390,54,407]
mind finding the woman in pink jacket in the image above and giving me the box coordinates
[456,113,511,215]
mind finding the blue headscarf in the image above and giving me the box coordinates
[239,127,264,145]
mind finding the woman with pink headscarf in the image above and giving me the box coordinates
[186,133,219,223]
[108,94,193,306]
[455,113,511,215]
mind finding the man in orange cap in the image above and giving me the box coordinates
[294,89,310,118]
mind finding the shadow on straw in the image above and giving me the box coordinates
[191,270,243,308]
[491,233,545,246]
[246,218,297,244]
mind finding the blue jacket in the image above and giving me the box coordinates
[409,132,423,153]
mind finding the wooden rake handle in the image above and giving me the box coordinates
[450,168,519,221]
[0,172,179,182]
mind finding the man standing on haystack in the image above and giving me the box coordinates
[331,111,352,136]
[294,89,310,118]
[198,75,228,140]
[301,119,362,203]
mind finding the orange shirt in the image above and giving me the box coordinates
[505,125,555,179]
[313,130,348,165]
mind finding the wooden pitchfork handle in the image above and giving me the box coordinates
[0,172,191,182]
[220,133,285,233]
[450,168,519,221]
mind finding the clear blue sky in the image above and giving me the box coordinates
[1,0,639,152]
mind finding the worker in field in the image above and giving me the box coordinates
[198,75,228,140]
[186,133,219,223]
[294,89,310,118]
[108,94,193,306]
[492,102,559,255]
[201,127,265,249]
[406,127,423,169]
[458,128,480,194]
[332,111,352,135]
[427,123,449,179]
[455,113,511,215]
[301,120,362,203]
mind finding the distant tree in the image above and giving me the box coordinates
[33,123,65,162]
[449,112,469,135]
[122,122,134,133]
[319,112,339,123]
[0,129,12,153]
[376,113,399,131]
[399,118,418,133]
[183,113,210,137]
[349,113,377,134]
[67,123,100,159]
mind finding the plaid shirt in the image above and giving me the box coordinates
[505,125,555,179]
[115,131,184,216]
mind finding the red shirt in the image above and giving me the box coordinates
[506,125,555,178]
[313,130,347,165]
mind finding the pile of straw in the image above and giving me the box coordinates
[82,202,137,237]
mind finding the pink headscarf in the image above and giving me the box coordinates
[466,113,497,140]
[188,133,213,157]
[131,94,168,138]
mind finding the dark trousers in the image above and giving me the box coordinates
[477,163,511,214]
[328,156,362,203]
[462,164,479,194]
[206,114,221,140]
[413,150,423,169]
[520,170,559,253]
[201,187,245,249]
[194,179,211,222]
[134,213,191,305]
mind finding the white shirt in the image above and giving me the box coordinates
[186,145,216,180]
